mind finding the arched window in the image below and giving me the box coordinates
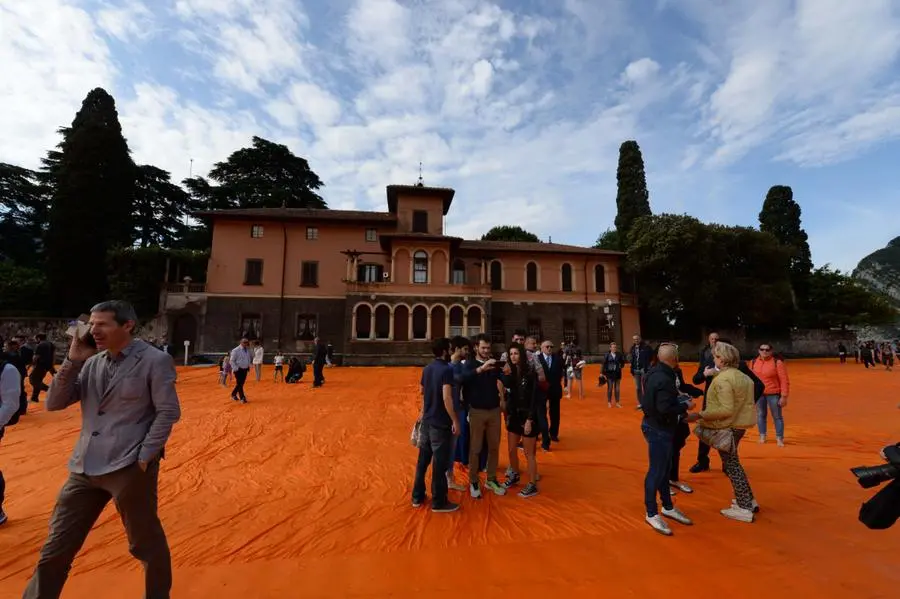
[490,260,502,290]
[526,262,538,291]
[452,259,466,284]
[561,263,573,292]
[594,264,606,292]
[413,251,428,284]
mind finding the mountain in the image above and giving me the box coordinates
[853,236,900,309]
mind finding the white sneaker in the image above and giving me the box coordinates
[776,437,785,447]
[470,482,482,499]
[662,507,693,526]
[670,481,694,494]
[721,505,754,523]
[646,514,673,536]
[447,477,466,492]
[758,435,766,444]
[732,498,760,513]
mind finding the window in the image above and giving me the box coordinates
[562,263,573,292]
[451,259,466,284]
[306,226,318,240]
[490,260,502,290]
[527,318,542,340]
[596,318,612,343]
[619,266,635,294]
[412,210,428,233]
[357,263,384,282]
[296,314,317,340]
[491,318,505,343]
[563,319,576,343]
[413,250,428,284]
[250,224,264,238]
[301,261,319,287]
[244,259,263,286]
[526,262,538,291]
[594,264,606,292]
[239,313,261,340]
[365,228,377,242]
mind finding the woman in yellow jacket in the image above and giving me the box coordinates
[686,342,758,523]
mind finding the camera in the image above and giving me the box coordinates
[852,443,900,529]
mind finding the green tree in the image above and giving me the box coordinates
[0,163,46,268]
[187,136,326,211]
[759,185,813,307]
[46,88,136,314]
[134,165,191,248]
[108,247,209,319]
[0,261,49,314]
[613,140,651,249]
[805,266,897,328]
[481,225,540,242]
[593,228,620,251]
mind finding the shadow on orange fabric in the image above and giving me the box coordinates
[0,360,897,598]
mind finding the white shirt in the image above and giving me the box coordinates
[230,346,252,370]
[274,355,284,366]
[253,346,264,365]
[0,363,22,428]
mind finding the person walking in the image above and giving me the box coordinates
[536,339,565,448]
[601,342,626,408]
[312,337,326,387]
[21,300,181,599]
[750,344,790,447]
[629,334,652,409]
[29,333,56,403]
[838,342,847,364]
[252,341,264,382]
[686,341,758,523]
[0,353,23,526]
[229,338,252,403]
[411,338,461,513]
[639,343,695,535]
[501,342,541,498]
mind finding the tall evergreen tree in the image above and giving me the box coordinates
[759,185,813,307]
[0,163,46,267]
[46,88,136,314]
[481,225,540,242]
[134,165,191,248]
[613,140,651,249]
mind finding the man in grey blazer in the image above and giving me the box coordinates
[22,300,181,599]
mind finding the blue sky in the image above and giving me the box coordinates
[2,0,900,271]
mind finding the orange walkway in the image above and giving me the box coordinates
[0,360,898,598]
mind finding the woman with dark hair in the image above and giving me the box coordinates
[502,342,541,498]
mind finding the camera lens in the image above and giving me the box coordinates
[851,464,899,489]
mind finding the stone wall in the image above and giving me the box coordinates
[648,328,856,361]
[0,317,165,361]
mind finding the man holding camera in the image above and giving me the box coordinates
[639,343,695,536]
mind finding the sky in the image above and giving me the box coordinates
[2,0,900,271]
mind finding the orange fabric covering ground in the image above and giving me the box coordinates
[0,360,898,598]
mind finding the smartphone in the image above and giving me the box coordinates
[495,360,507,369]
[67,314,97,348]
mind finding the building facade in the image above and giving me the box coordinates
[160,184,640,364]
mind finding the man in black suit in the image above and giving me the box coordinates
[312,337,327,388]
[536,339,565,450]
[29,333,56,403]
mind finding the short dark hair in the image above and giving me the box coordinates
[90,300,138,326]
[431,337,451,358]
[473,333,492,346]
[450,335,470,351]
[512,328,527,337]
[35,333,47,341]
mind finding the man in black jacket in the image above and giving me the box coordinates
[629,334,653,409]
[536,339,565,449]
[640,343,695,536]
[29,333,56,403]
[312,337,327,387]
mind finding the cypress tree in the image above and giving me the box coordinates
[613,140,651,250]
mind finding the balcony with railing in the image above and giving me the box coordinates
[161,281,207,311]
[344,279,492,296]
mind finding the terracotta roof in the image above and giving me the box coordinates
[386,184,455,215]
[459,240,624,256]
[193,208,397,224]
[378,232,463,252]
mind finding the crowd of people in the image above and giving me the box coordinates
[847,340,898,370]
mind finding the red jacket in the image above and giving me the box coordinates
[750,356,790,397]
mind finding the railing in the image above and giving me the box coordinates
[164,283,207,293]
[344,280,492,295]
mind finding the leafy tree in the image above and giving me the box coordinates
[108,247,209,319]
[0,261,49,314]
[613,140,651,249]
[0,163,46,267]
[759,185,813,306]
[46,88,136,314]
[134,165,191,248]
[593,228,620,251]
[481,225,540,242]
[186,136,326,211]
[804,266,897,328]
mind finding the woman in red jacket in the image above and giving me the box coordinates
[750,344,790,447]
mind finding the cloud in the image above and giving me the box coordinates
[96,0,154,41]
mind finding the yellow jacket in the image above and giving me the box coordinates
[699,367,756,430]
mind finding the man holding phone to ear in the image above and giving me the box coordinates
[22,300,181,599]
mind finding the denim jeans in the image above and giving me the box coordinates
[606,378,621,403]
[412,422,454,507]
[642,422,675,517]
[757,394,784,438]
[633,373,644,402]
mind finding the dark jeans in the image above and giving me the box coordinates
[313,362,325,386]
[29,367,49,402]
[22,461,171,599]
[670,422,690,482]
[231,367,249,400]
[536,397,551,449]
[642,422,675,517]
[548,394,561,439]
[412,422,454,507]
[0,467,5,510]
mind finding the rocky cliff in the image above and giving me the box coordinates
[853,236,900,309]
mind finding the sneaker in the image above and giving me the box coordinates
[485,479,507,496]
[519,482,539,498]
[503,472,521,489]
[662,507,693,526]
[412,497,424,508]
[608,402,612,408]
[447,477,467,492]
[645,514,673,536]
[776,437,785,447]
[240,399,248,404]
[432,501,460,513]
[758,435,767,444]
[670,481,694,494]
[721,505,754,523]
[615,403,622,408]
[731,498,760,513]
[689,463,709,474]
[470,482,482,499]
[669,486,677,496]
